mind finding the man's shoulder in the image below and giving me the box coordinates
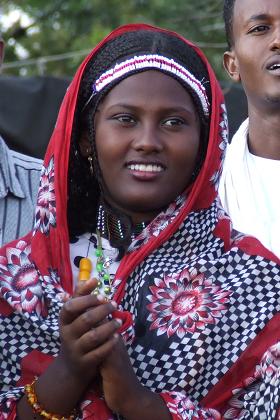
[11,150,43,172]
[0,135,42,172]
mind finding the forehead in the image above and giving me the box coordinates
[100,70,195,108]
[233,0,280,24]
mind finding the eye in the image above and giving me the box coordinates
[112,114,136,125]
[162,117,186,128]
[248,24,270,34]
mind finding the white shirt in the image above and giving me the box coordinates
[219,118,280,258]
[70,233,120,290]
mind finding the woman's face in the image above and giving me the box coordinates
[94,70,201,224]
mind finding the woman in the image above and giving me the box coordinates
[0,24,280,420]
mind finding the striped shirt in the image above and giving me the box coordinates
[0,136,42,246]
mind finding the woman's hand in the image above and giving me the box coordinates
[58,278,121,384]
[17,278,121,419]
[100,335,171,420]
[100,334,137,411]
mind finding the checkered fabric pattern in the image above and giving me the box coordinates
[1,313,59,388]
[1,210,280,418]
[122,205,280,414]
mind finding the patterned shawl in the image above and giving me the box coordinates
[0,24,280,420]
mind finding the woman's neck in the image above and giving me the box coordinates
[96,204,149,244]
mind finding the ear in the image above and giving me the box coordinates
[79,132,91,157]
[223,49,241,83]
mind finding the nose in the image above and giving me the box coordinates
[133,123,163,154]
[270,26,280,51]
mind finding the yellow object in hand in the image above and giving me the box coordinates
[78,257,92,281]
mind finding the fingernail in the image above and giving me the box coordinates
[64,300,71,310]
[111,300,118,308]
[96,294,106,302]
[115,318,122,326]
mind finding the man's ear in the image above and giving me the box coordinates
[79,132,92,157]
[223,49,241,83]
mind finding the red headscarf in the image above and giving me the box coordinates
[31,23,225,290]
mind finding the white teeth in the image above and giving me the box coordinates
[128,163,163,172]
[269,64,280,70]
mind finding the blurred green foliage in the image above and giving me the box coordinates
[0,0,228,79]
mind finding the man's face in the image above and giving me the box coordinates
[224,0,280,111]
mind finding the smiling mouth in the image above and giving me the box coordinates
[268,63,280,71]
[127,163,165,173]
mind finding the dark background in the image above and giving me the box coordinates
[0,76,247,159]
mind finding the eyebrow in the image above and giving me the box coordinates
[247,13,270,23]
[106,103,195,113]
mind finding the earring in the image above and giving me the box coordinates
[88,155,94,176]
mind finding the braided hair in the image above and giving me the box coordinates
[223,0,236,49]
[67,28,212,252]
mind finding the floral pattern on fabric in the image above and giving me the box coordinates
[210,104,228,191]
[146,267,231,337]
[223,342,280,419]
[262,342,280,383]
[0,239,68,320]
[42,268,71,304]
[128,194,185,253]
[34,156,56,234]
[0,240,44,315]
[165,391,221,419]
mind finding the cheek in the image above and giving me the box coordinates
[172,135,200,166]
[236,50,257,78]
[95,124,130,158]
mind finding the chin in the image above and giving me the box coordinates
[114,197,169,219]
[265,94,280,106]
[125,201,165,214]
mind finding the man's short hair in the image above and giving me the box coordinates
[223,0,236,49]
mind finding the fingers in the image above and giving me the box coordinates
[83,333,120,366]
[79,318,121,354]
[60,293,116,325]
[68,300,118,338]
[73,278,98,298]
[59,287,121,374]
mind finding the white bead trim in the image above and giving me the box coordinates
[93,54,210,116]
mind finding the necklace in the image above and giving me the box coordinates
[94,229,112,297]
[97,204,148,243]
[78,229,113,298]
[78,205,148,297]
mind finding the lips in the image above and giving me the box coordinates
[266,55,280,71]
[126,161,166,173]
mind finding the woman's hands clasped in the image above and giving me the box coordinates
[17,278,122,419]
[58,278,121,386]
[27,277,170,420]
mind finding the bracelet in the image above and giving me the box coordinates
[24,379,76,420]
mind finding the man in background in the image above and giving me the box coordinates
[0,34,42,246]
[219,0,280,258]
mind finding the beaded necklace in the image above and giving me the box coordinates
[93,229,112,297]
[97,204,147,241]
[78,205,148,298]
[78,229,113,298]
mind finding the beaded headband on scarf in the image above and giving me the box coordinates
[82,54,210,117]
